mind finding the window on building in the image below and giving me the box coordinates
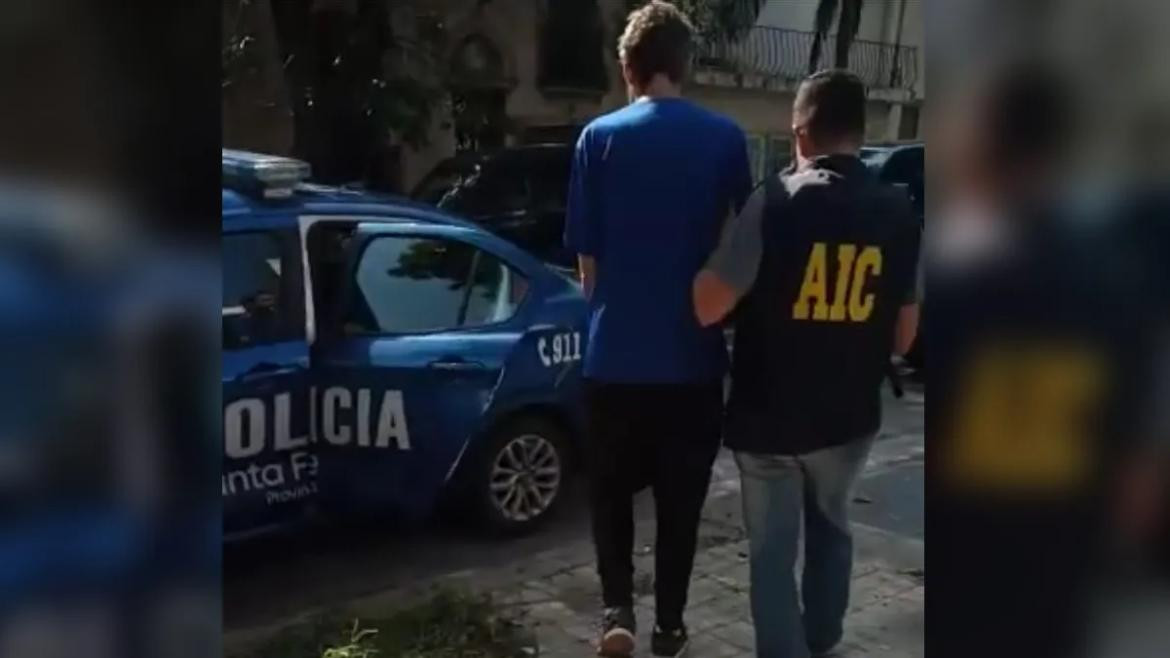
[346,236,527,335]
[898,105,921,140]
[746,134,765,182]
[223,231,299,349]
[450,35,509,153]
[765,136,793,178]
[746,133,794,182]
[538,0,608,93]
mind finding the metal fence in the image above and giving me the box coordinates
[697,26,919,92]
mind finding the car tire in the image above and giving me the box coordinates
[463,417,571,536]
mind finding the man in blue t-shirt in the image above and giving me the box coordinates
[563,3,751,656]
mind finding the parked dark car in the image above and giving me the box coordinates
[861,141,924,223]
[412,144,576,270]
[861,141,925,371]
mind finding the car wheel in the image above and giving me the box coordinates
[467,417,570,535]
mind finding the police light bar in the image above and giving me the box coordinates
[222,149,310,199]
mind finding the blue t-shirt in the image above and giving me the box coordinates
[564,97,752,383]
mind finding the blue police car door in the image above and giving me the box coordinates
[311,221,528,517]
[222,227,313,537]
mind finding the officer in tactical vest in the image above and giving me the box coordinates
[692,70,921,658]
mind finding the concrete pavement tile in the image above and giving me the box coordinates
[527,600,579,626]
[692,545,725,567]
[496,585,556,608]
[704,588,751,618]
[560,620,597,643]
[688,597,740,633]
[709,570,749,593]
[522,577,562,598]
[709,619,757,651]
[848,569,919,613]
[836,641,914,658]
[844,598,923,657]
[536,634,595,658]
[896,584,923,605]
[687,632,748,657]
[687,575,730,606]
[849,560,883,580]
[690,615,733,634]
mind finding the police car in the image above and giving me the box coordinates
[223,150,587,540]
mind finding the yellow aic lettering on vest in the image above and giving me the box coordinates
[792,242,882,322]
[943,342,1103,496]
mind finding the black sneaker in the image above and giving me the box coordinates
[651,624,689,657]
[597,607,636,657]
[810,641,841,657]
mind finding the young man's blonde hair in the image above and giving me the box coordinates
[617,1,695,89]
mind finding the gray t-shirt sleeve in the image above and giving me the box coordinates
[704,184,766,295]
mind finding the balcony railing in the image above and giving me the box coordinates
[697,26,919,92]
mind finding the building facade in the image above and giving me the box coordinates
[399,0,924,190]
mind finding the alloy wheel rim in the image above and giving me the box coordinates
[489,433,561,522]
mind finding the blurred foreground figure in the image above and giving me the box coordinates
[0,186,218,658]
[928,61,1167,658]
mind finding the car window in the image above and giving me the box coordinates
[415,160,480,207]
[223,231,298,349]
[876,148,924,216]
[529,168,568,210]
[880,148,922,186]
[459,164,528,216]
[346,235,527,335]
[528,155,571,210]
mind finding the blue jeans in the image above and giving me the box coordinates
[735,437,874,658]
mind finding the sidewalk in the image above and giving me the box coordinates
[228,490,924,658]
[495,521,923,658]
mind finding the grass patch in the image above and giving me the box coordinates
[246,589,537,658]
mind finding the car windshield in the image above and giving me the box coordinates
[859,147,892,173]
[413,160,482,208]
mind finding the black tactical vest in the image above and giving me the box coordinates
[725,154,920,455]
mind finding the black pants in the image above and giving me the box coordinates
[584,379,724,629]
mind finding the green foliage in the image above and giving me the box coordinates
[222,0,452,183]
[221,0,769,186]
[221,0,260,90]
[321,621,380,658]
[245,589,536,658]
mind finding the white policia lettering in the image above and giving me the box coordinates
[538,331,582,367]
[221,450,319,497]
[222,387,411,502]
[224,386,412,458]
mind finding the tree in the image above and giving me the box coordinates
[223,1,772,191]
[808,0,864,75]
[621,0,767,45]
[223,0,451,191]
[221,0,295,155]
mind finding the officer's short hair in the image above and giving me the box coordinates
[618,1,695,88]
[794,69,867,146]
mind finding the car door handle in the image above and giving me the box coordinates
[427,357,485,371]
[235,361,293,383]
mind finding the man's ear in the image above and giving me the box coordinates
[621,60,639,95]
